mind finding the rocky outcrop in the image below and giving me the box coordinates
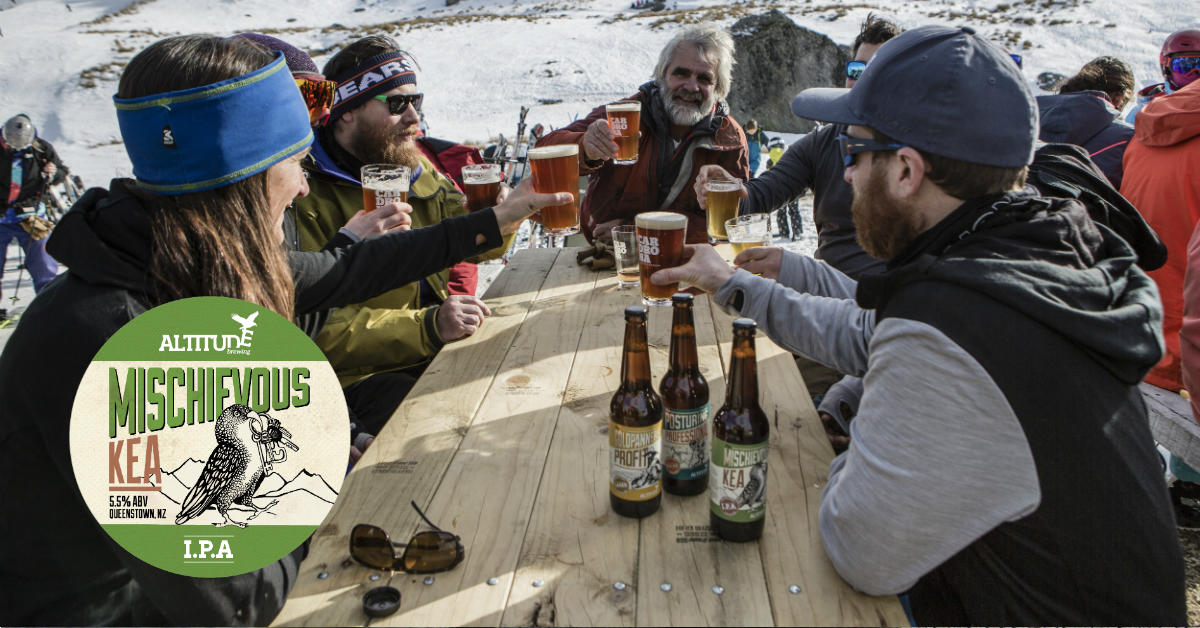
[727,10,850,134]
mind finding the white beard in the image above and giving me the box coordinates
[660,84,714,127]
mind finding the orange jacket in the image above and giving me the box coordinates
[1124,81,1200,391]
[540,82,749,244]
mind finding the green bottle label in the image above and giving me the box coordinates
[662,404,709,481]
[709,438,768,523]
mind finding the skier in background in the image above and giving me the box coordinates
[0,114,64,319]
[1127,28,1200,123]
[743,118,765,177]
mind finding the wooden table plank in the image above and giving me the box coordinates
[707,246,909,626]
[379,251,600,627]
[501,272,643,627]
[637,294,776,627]
[273,248,562,628]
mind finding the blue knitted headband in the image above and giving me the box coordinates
[114,53,313,195]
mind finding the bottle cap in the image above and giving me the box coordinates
[362,586,401,618]
[732,317,757,332]
[624,305,648,319]
[671,293,693,305]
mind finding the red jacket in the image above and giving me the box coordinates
[1124,81,1200,391]
[418,136,484,296]
[540,82,749,244]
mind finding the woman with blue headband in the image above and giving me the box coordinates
[0,35,566,626]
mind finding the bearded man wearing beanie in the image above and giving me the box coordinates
[649,25,1185,625]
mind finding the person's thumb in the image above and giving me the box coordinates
[651,266,687,286]
[532,192,573,209]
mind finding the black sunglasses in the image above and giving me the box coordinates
[846,60,867,81]
[373,93,424,116]
[350,501,464,574]
[838,134,907,168]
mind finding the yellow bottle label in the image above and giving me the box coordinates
[609,420,662,501]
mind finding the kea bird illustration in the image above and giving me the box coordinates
[736,461,768,510]
[175,404,290,528]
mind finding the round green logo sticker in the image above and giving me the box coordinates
[68,297,348,578]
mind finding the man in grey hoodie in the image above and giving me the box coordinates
[654,25,1185,625]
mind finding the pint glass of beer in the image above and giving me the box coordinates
[361,164,411,212]
[527,144,581,237]
[726,213,772,258]
[606,101,641,165]
[461,164,502,212]
[635,212,687,307]
[705,178,743,243]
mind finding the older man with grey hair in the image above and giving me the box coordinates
[540,23,749,244]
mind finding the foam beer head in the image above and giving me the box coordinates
[527,144,579,160]
[635,211,687,231]
[462,164,502,184]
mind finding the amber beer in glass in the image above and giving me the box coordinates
[361,164,411,212]
[610,305,663,519]
[705,178,743,242]
[527,144,580,236]
[660,293,710,496]
[710,318,769,542]
[461,164,502,212]
[635,212,687,307]
[606,101,641,165]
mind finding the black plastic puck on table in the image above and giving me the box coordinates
[362,586,401,618]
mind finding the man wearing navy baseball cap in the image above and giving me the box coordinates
[653,25,1185,624]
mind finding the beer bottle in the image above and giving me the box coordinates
[710,318,769,542]
[610,305,663,518]
[660,293,710,496]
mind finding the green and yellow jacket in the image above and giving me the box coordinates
[295,133,513,386]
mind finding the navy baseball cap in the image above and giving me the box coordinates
[791,25,1036,168]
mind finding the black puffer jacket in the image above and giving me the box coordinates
[1037,92,1134,190]
[0,179,503,625]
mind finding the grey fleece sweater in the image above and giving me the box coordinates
[712,251,1040,595]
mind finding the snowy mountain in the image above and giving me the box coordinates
[0,0,1192,190]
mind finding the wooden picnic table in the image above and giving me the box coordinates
[274,246,908,627]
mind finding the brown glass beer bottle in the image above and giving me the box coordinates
[610,305,663,518]
[660,293,710,496]
[710,318,769,542]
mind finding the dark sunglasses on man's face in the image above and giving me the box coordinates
[846,60,867,81]
[838,134,907,168]
[350,501,464,574]
[1170,55,1200,76]
[373,93,424,116]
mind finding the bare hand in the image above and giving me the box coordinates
[733,246,783,280]
[592,218,622,243]
[492,176,574,235]
[42,162,56,177]
[435,294,493,341]
[344,203,412,239]
[650,244,734,295]
[694,164,747,208]
[582,118,618,162]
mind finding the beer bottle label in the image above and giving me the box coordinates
[609,420,662,502]
[709,438,768,523]
[662,404,709,481]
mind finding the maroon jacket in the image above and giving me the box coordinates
[418,136,483,296]
[540,82,749,243]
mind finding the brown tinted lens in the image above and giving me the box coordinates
[350,525,396,570]
[401,531,458,573]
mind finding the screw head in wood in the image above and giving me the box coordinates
[660,583,672,592]
[533,579,545,587]
[712,585,724,595]
[369,574,380,581]
[614,581,626,590]
[789,585,801,594]
[487,577,500,585]
[423,576,434,585]
[317,571,329,580]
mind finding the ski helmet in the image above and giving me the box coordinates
[1160,28,1200,86]
[2,114,35,151]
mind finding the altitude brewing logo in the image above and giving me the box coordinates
[68,297,348,578]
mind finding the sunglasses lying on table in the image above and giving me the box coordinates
[350,501,465,574]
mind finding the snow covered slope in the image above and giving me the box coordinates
[0,0,1194,188]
